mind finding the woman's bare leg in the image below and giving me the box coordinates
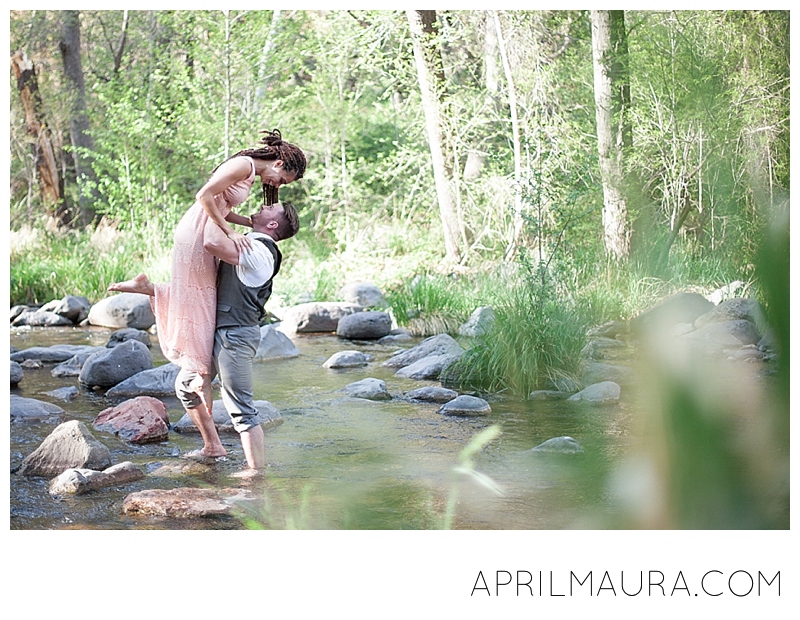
[108,273,155,296]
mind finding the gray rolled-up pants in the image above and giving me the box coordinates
[174,324,260,434]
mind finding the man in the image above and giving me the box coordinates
[177,201,299,477]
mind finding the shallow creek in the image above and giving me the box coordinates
[10,325,636,530]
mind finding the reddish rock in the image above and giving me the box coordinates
[17,420,112,477]
[93,396,170,444]
[121,487,257,518]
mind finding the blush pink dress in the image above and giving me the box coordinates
[152,157,256,375]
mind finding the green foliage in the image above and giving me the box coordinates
[443,263,588,397]
[9,224,171,306]
[385,272,480,336]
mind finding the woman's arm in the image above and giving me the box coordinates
[195,157,253,252]
[225,211,253,228]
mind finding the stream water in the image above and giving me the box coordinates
[9,325,636,530]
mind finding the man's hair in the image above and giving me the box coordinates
[274,202,300,241]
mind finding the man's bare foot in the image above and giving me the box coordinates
[108,273,154,296]
[181,448,227,462]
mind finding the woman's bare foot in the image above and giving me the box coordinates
[107,273,154,296]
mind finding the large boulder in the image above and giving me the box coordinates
[121,487,257,518]
[93,396,170,444]
[105,363,181,398]
[630,292,715,336]
[338,281,387,308]
[87,293,155,329]
[16,420,112,477]
[10,395,65,423]
[457,306,495,337]
[279,302,362,333]
[49,462,145,496]
[254,324,301,360]
[173,400,283,434]
[79,340,153,388]
[336,311,392,340]
[382,333,464,369]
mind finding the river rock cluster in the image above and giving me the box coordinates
[10,280,778,516]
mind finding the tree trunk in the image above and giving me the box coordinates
[591,9,629,259]
[407,9,462,263]
[11,50,68,226]
[492,12,524,260]
[60,10,98,226]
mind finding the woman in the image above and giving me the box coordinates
[109,130,305,458]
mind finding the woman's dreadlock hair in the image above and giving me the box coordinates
[227,129,307,205]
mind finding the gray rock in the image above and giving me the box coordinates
[529,436,584,454]
[254,324,301,360]
[687,319,761,347]
[173,400,283,434]
[630,292,715,335]
[383,333,464,369]
[40,295,91,323]
[17,420,112,477]
[338,281,387,308]
[280,302,362,333]
[403,386,459,403]
[378,329,413,344]
[341,378,392,401]
[10,361,23,386]
[336,311,392,340]
[457,306,495,337]
[44,386,80,401]
[438,395,491,416]
[11,344,103,364]
[528,390,571,401]
[87,293,155,330]
[10,395,66,423]
[106,363,181,398]
[106,327,152,348]
[580,337,626,360]
[581,362,634,386]
[51,348,107,378]
[323,350,371,369]
[706,281,745,305]
[49,461,145,496]
[79,340,153,388]
[586,320,628,339]
[11,309,73,327]
[121,487,258,518]
[567,381,621,403]
[695,297,765,329]
[10,305,30,322]
[395,353,460,381]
